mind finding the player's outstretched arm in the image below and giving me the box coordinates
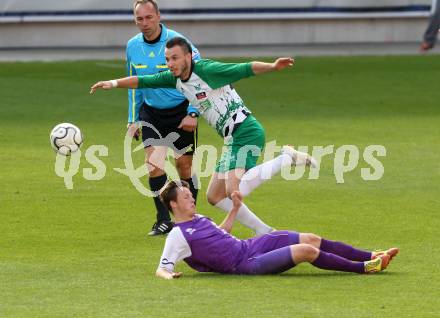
[251,57,294,75]
[156,268,183,280]
[219,191,243,233]
[90,76,139,94]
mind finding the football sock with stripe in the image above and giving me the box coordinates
[320,238,372,262]
[149,174,170,222]
[215,198,272,235]
[239,154,293,196]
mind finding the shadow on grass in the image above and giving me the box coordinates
[184,271,403,280]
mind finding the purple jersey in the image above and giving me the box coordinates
[158,215,246,273]
[157,214,300,275]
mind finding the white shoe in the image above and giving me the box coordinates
[281,145,317,168]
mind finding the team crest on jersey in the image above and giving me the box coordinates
[194,84,202,91]
[186,228,196,235]
[196,92,207,100]
[149,51,155,58]
[192,49,199,59]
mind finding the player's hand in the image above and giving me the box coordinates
[164,272,182,280]
[127,123,140,141]
[178,115,197,132]
[171,272,182,279]
[156,269,182,280]
[231,191,243,209]
[90,81,113,94]
[272,57,294,71]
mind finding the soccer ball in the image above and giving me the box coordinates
[50,123,84,156]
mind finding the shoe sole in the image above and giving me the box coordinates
[386,248,399,261]
[372,247,399,261]
[380,254,391,271]
[148,231,170,236]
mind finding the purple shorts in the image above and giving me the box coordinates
[234,230,300,275]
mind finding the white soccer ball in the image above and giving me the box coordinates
[50,123,84,156]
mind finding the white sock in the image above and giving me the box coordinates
[215,198,272,235]
[239,153,293,197]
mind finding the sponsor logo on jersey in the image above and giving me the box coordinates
[196,92,207,100]
[199,100,212,112]
[149,51,155,58]
[133,64,147,69]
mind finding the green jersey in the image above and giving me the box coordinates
[137,59,255,137]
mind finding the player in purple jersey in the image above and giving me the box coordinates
[155,180,399,279]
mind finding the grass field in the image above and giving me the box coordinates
[1,55,440,317]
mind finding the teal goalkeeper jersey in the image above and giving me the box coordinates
[137,59,255,137]
[126,24,200,123]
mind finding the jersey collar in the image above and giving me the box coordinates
[142,23,169,44]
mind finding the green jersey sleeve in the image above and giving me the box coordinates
[137,71,177,89]
[194,59,255,89]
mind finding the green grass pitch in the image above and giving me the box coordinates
[1,55,439,317]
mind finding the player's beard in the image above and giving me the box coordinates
[179,60,191,80]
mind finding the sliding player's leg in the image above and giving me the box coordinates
[299,233,399,262]
[240,244,390,275]
[292,244,391,274]
[299,233,372,262]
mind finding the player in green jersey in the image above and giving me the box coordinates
[91,37,316,235]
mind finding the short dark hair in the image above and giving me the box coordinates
[166,37,192,55]
[160,180,190,212]
[133,0,159,14]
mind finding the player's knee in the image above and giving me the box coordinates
[225,176,240,198]
[300,233,322,248]
[225,185,239,198]
[175,160,192,179]
[206,191,221,206]
[225,188,233,198]
[303,245,320,262]
[292,244,319,263]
